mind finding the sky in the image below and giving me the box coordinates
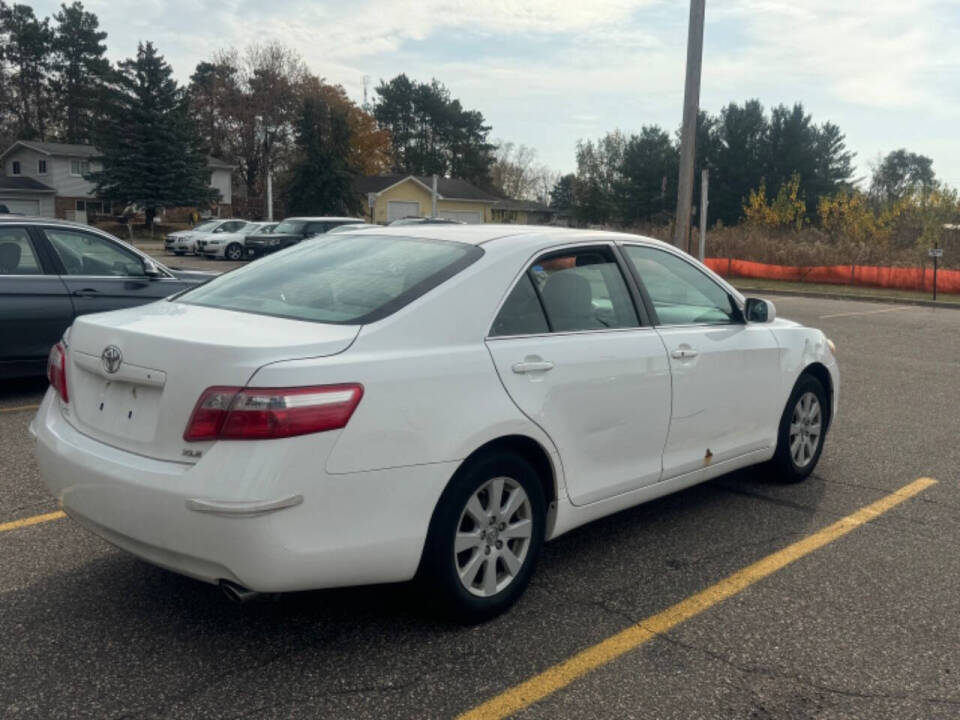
[30,0,960,188]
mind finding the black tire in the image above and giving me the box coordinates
[173,251,185,256]
[420,451,546,623]
[225,243,243,261]
[769,373,828,483]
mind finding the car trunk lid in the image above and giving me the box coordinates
[63,300,359,463]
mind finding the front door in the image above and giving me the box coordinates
[621,244,783,478]
[486,244,672,506]
[37,226,183,315]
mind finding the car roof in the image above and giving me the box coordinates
[281,216,363,222]
[344,223,675,250]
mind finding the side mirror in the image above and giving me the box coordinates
[142,258,163,278]
[744,297,776,323]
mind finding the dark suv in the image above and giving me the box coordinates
[244,216,364,258]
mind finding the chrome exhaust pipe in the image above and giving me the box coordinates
[219,580,262,604]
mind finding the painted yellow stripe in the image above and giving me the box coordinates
[0,403,41,414]
[460,477,937,720]
[0,510,66,534]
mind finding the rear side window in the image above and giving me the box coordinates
[490,274,549,336]
[178,234,482,324]
[492,246,639,335]
[0,227,43,274]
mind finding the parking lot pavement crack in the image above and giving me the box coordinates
[656,630,960,708]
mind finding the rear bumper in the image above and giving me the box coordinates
[31,391,455,592]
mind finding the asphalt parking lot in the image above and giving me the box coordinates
[2,294,958,719]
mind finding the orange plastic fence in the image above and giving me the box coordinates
[705,258,960,294]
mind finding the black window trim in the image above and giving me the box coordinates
[175,234,486,326]
[486,240,654,339]
[0,224,55,276]
[617,241,746,327]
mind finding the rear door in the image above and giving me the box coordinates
[39,225,185,316]
[621,243,783,478]
[0,224,73,371]
[486,243,672,506]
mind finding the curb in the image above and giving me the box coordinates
[734,285,960,310]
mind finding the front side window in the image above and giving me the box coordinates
[11,160,21,175]
[69,159,90,176]
[274,220,305,234]
[44,228,146,277]
[0,227,43,274]
[623,245,737,325]
[178,234,482,324]
[492,246,639,335]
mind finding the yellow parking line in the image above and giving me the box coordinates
[0,510,66,534]
[0,403,41,414]
[459,476,937,720]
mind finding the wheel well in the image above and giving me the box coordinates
[459,435,557,508]
[801,362,833,430]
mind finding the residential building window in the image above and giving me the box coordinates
[11,161,21,175]
[37,159,47,175]
[70,159,90,177]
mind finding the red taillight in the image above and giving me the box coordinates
[47,342,69,403]
[183,384,364,442]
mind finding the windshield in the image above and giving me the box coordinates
[274,220,305,234]
[177,234,482,324]
[193,220,218,232]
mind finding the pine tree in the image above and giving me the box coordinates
[0,3,53,140]
[50,1,109,143]
[286,95,358,215]
[90,42,217,228]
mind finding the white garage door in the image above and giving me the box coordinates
[387,201,420,223]
[444,210,483,224]
[0,198,40,215]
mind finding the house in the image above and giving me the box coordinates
[0,140,234,222]
[491,198,556,225]
[355,175,499,224]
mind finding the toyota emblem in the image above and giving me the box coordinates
[101,345,123,374]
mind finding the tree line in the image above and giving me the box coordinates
[550,100,944,232]
[0,2,948,229]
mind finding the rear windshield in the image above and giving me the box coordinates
[176,234,482,324]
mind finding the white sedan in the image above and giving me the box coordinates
[198,222,274,261]
[32,226,838,621]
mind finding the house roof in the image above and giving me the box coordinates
[1,140,234,170]
[492,199,555,213]
[354,175,499,202]
[0,176,56,192]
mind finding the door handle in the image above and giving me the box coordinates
[671,347,699,359]
[512,360,555,374]
[71,288,100,296]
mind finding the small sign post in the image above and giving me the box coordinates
[929,246,943,301]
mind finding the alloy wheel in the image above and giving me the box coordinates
[789,391,822,468]
[454,476,533,597]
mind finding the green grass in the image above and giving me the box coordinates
[730,277,960,305]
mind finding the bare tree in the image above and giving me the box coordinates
[491,140,539,199]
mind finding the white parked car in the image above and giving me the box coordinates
[198,222,274,261]
[33,227,838,621]
[165,219,250,256]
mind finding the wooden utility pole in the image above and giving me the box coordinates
[673,0,706,254]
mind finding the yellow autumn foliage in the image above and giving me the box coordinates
[743,174,807,231]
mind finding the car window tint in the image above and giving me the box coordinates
[44,228,145,277]
[490,273,549,336]
[623,245,735,325]
[0,227,43,274]
[178,234,482,324]
[305,223,326,235]
[526,248,638,332]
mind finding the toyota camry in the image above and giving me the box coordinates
[32,226,838,621]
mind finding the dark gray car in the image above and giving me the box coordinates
[0,217,212,378]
